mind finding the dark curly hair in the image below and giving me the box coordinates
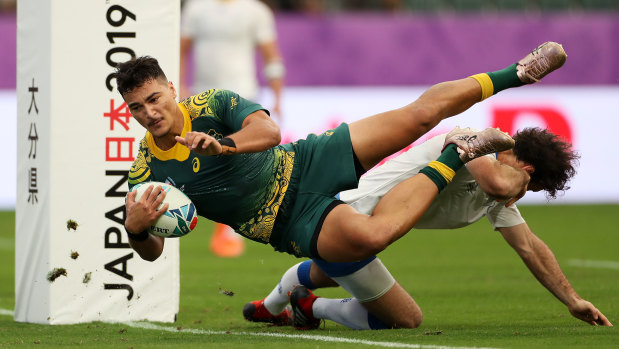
[111,56,168,97]
[512,127,579,199]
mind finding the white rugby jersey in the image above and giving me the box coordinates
[340,134,525,230]
[181,0,276,99]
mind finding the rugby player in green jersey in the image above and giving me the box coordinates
[114,42,567,267]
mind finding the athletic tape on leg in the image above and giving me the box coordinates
[331,258,395,303]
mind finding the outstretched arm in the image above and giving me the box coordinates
[175,110,280,156]
[499,223,612,326]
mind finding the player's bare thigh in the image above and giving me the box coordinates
[348,77,481,170]
[316,204,384,262]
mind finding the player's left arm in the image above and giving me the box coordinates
[499,223,612,326]
[254,0,283,118]
[176,109,280,156]
[227,109,281,152]
[258,41,284,118]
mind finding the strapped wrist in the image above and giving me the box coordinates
[126,228,149,241]
[218,137,237,155]
[263,60,285,80]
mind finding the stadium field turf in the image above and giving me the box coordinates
[0,205,617,348]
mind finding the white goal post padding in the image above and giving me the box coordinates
[16,0,181,324]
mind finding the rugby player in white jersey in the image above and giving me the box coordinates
[243,128,613,329]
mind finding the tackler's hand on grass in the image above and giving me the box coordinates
[569,299,613,326]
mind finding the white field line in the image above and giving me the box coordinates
[567,259,619,270]
[0,308,501,349]
[124,321,501,349]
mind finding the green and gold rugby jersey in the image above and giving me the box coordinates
[128,89,294,244]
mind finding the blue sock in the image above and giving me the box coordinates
[297,260,316,290]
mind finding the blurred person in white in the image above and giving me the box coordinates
[180,0,285,257]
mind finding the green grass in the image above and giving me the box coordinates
[0,205,617,348]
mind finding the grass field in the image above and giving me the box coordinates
[0,205,617,348]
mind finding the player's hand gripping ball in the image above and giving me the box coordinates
[131,181,198,237]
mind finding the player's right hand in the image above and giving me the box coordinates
[125,184,169,233]
[176,131,223,156]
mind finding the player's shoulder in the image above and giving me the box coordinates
[136,136,149,150]
[180,89,222,120]
[129,138,152,187]
[240,0,274,22]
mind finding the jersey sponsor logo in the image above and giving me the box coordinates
[192,157,200,173]
[206,128,223,140]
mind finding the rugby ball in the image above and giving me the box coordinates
[130,181,198,238]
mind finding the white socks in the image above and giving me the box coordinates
[313,297,372,330]
[263,262,304,315]
[261,261,381,330]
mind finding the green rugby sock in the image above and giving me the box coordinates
[486,63,525,94]
[419,144,463,192]
[471,64,525,101]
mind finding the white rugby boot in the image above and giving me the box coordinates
[517,41,567,83]
[444,127,515,163]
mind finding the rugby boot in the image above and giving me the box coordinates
[289,285,321,330]
[517,41,567,83]
[444,127,515,163]
[243,298,291,326]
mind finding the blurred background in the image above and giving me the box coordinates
[2,0,618,208]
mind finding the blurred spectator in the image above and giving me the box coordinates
[180,0,284,114]
[0,0,16,13]
[180,0,286,257]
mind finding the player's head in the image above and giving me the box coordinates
[513,127,579,199]
[112,56,169,97]
[112,56,181,140]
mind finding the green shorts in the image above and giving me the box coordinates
[269,123,359,258]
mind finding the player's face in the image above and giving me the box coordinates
[124,78,180,139]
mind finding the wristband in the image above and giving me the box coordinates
[263,60,285,80]
[126,228,149,241]
[218,137,237,155]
